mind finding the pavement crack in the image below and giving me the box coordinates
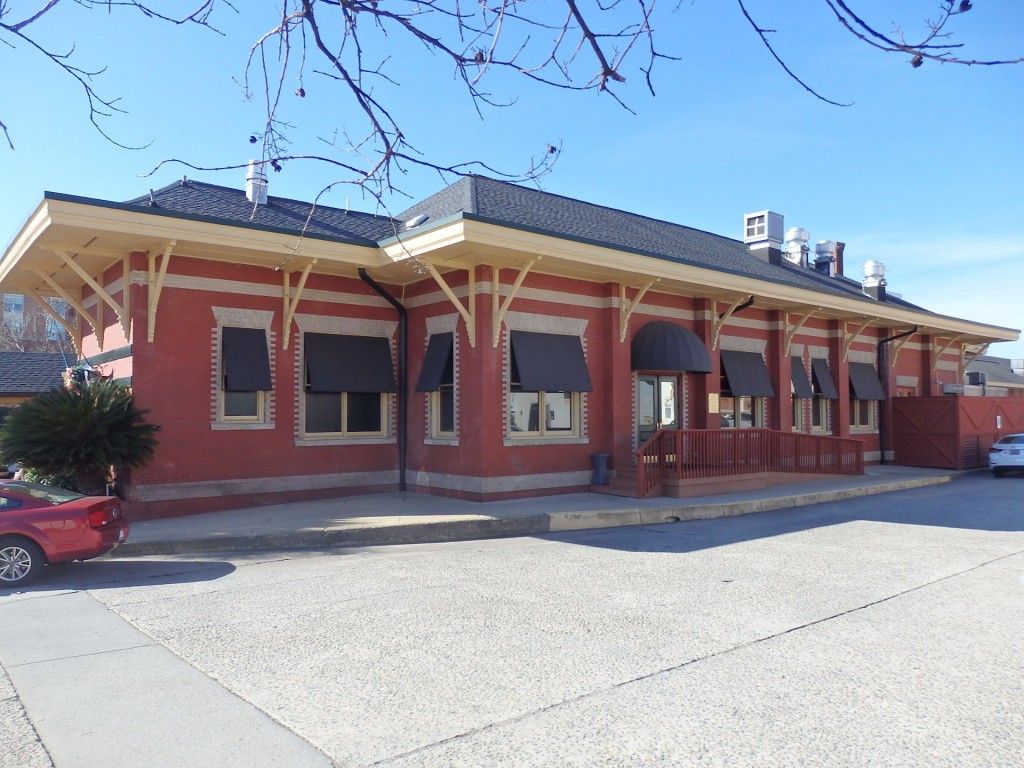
[372,547,1024,766]
[8,642,159,669]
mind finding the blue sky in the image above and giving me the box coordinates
[2,1,1022,358]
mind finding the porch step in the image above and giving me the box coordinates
[590,468,642,498]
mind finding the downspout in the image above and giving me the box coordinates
[359,268,407,491]
[877,325,918,466]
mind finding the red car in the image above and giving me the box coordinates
[0,481,129,587]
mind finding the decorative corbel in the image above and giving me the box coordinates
[960,342,989,379]
[282,260,316,350]
[19,284,82,355]
[147,240,175,342]
[426,263,476,347]
[932,334,963,372]
[784,308,818,356]
[492,258,538,347]
[889,329,916,365]
[54,250,131,341]
[31,270,104,350]
[619,281,657,342]
[842,317,873,360]
[712,295,755,350]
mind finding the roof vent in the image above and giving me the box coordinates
[862,260,887,301]
[783,227,810,267]
[246,160,268,206]
[743,210,784,265]
[814,240,838,276]
[404,213,429,230]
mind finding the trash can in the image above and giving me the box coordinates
[591,453,610,486]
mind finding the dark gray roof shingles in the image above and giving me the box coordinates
[0,352,67,395]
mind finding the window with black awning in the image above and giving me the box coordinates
[510,331,592,392]
[415,333,454,392]
[222,327,272,391]
[791,357,813,398]
[811,358,839,400]
[720,350,775,397]
[849,362,886,400]
[305,333,396,393]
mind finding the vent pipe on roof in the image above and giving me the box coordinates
[246,160,268,205]
[814,240,838,276]
[862,260,887,301]
[783,227,810,267]
[743,210,784,266]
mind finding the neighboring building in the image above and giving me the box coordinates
[963,355,1024,397]
[0,351,68,405]
[0,171,1018,517]
[1,291,74,352]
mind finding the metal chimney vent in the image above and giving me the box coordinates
[246,160,268,205]
[783,227,809,267]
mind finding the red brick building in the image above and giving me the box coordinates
[0,172,1018,517]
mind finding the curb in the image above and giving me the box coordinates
[111,474,954,558]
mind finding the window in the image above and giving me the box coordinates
[220,327,272,422]
[303,332,395,437]
[508,331,591,438]
[848,362,885,432]
[719,350,774,429]
[416,333,455,437]
[791,357,813,432]
[810,359,838,432]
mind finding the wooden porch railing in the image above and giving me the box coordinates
[634,428,865,498]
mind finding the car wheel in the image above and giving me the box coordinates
[992,467,1007,478]
[0,537,45,587]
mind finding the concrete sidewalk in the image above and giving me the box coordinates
[115,466,963,557]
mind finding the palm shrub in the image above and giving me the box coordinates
[0,378,159,495]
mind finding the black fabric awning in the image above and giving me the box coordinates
[811,358,839,400]
[631,321,713,373]
[222,327,272,391]
[305,333,396,393]
[791,357,814,398]
[849,362,886,400]
[510,331,592,392]
[720,350,775,397]
[415,333,454,392]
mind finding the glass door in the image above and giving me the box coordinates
[637,374,679,444]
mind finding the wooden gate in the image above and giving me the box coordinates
[892,397,1024,469]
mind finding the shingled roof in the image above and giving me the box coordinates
[0,352,67,397]
[967,356,1024,389]
[119,174,924,313]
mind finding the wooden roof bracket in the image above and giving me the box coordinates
[147,241,176,342]
[32,269,104,351]
[492,258,539,347]
[889,329,916,364]
[425,263,476,348]
[282,260,316,350]
[842,317,873,361]
[932,334,963,372]
[619,280,657,342]
[712,295,755,350]
[961,342,990,379]
[19,283,82,356]
[784,308,819,356]
[55,250,131,342]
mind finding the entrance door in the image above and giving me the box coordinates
[637,374,679,444]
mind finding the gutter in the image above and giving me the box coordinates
[877,325,918,466]
[358,268,407,491]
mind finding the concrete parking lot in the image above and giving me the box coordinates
[3,472,1023,767]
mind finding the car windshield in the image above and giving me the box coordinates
[1,481,84,505]
[997,435,1024,445]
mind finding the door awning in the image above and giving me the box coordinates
[631,321,712,373]
[811,358,839,400]
[305,333,396,393]
[849,362,887,400]
[415,333,454,392]
[510,331,592,392]
[721,350,775,397]
[222,327,272,391]
[791,357,813,398]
